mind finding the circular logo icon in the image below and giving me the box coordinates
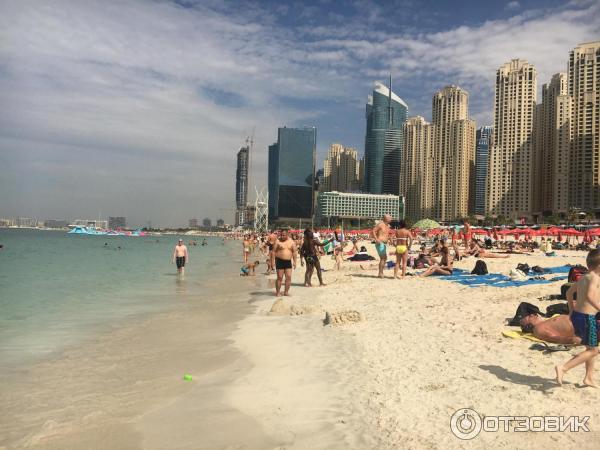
[450,408,482,440]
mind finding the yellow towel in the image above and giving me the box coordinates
[501,330,548,343]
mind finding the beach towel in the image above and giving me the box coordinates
[502,329,547,343]
[435,265,571,288]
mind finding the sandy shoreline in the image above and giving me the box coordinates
[3,242,600,449]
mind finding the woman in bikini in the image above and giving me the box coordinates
[299,229,328,287]
[419,246,454,277]
[394,220,412,279]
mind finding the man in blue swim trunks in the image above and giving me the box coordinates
[240,261,259,276]
[371,214,392,279]
[556,249,600,387]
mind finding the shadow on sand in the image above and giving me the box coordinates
[479,364,560,392]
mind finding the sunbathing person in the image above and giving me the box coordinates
[419,246,453,277]
[519,314,581,345]
[468,241,510,259]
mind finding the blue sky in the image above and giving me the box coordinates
[0,0,598,226]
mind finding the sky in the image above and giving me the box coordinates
[0,0,599,227]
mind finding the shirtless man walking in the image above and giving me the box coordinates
[372,214,392,279]
[172,239,189,274]
[271,229,298,296]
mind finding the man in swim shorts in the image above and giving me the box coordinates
[556,249,600,387]
[372,214,392,279]
[519,314,581,345]
[172,239,189,274]
[394,220,412,279]
[271,229,298,296]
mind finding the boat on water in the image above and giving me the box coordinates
[68,226,145,237]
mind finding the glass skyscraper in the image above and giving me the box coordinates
[475,126,493,215]
[235,145,250,226]
[268,127,316,220]
[364,80,408,195]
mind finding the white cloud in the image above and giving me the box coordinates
[506,1,521,10]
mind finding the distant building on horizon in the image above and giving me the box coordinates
[475,126,493,216]
[189,218,199,229]
[267,126,316,222]
[202,218,211,228]
[322,143,361,192]
[216,218,225,227]
[235,145,250,227]
[364,79,407,195]
[108,216,126,229]
[487,59,537,220]
[44,219,69,229]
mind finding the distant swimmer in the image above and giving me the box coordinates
[172,239,189,274]
[202,239,207,246]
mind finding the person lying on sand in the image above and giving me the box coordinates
[467,241,510,259]
[520,314,581,345]
[419,246,453,277]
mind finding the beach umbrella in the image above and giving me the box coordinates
[562,228,584,236]
[590,228,600,236]
[412,219,441,230]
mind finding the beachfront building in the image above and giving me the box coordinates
[364,79,408,195]
[316,191,404,227]
[533,73,571,217]
[202,218,211,228]
[568,41,600,215]
[475,126,493,216]
[431,86,476,221]
[487,59,537,220]
[267,126,316,223]
[44,219,69,229]
[400,116,435,222]
[235,145,250,227]
[108,216,126,229]
[189,218,199,229]
[322,144,361,192]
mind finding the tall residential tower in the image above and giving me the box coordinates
[323,144,361,192]
[487,59,537,219]
[364,79,408,195]
[235,145,250,226]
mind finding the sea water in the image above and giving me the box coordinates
[0,229,243,368]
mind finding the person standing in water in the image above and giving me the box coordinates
[372,214,392,279]
[172,239,189,274]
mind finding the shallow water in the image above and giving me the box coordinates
[0,229,242,367]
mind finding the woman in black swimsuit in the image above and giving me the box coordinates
[300,229,328,287]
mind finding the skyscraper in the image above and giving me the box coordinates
[268,127,316,221]
[475,126,493,216]
[235,145,249,226]
[364,79,408,195]
[568,41,600,213]
[323,143,361,192]
[400,116,435,222]
[533,73,570,215]
[431,86,476,221]
[487,59,537,219]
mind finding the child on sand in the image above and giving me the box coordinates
[556,249,600,387]
[240,261,259,276]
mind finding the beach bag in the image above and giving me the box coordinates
[471,260,488,275]
[509,302,541,326]
[516,263,530,275]
[509,269,528,281]
[546,303,569,317]
[531,265,545,273]
[568,265,588,283]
